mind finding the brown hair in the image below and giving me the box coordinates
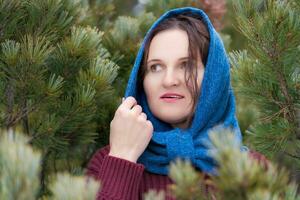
[138,13,210,114]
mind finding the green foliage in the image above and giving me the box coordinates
[84,0,116,28]
[0,131,40,200]
[217,129,300,199]
[84,0,149,34]
[50,173,99,200]
[112,16,140,44]
[143,190,166,200]
[230,51,260,135]
[153,128,299,200]
[102,12,156,95]
[169,159,207,200]
[0,0,86,43]
[0,130,100,200]
[209,129,298,200]
[0,0,119,196]
[230,0,300,182]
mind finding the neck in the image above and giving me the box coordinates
[171,115,193,130]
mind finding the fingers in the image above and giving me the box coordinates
[137,112,147,122]
[118,97,148,120]
[146,120,154,133]
[139,112,147,120]
[120,96,137,110]
[132,105,142,115]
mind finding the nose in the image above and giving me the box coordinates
[162,68,181,88]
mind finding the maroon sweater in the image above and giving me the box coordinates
[86,146,268,200]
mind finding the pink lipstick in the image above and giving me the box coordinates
[160,93,184,103]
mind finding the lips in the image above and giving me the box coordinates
[160,93,184,99]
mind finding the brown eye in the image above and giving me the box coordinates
[180,61,188,69]
[149,64,162,72]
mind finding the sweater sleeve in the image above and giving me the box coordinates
[86,146,145,200]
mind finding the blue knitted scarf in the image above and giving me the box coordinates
[125,7,243,175]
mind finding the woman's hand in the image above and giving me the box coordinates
[108,96,153,163]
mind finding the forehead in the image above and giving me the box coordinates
[147,29,189,61]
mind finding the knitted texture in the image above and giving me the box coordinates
[86,146,175,200]
[86,146,268,200]
[124,7,243,175]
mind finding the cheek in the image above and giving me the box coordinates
[143,75,155,97]
[185,67,205,89]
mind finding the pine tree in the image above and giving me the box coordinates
[0,130,99,200]
[209,129,299,200]
[102,12,156,96]
[229,0,300,183]
[0,0,119,196]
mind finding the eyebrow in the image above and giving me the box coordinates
[147,57,189,65]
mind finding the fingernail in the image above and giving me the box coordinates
[122,97,125,102]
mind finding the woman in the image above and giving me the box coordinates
[86,7,266,200]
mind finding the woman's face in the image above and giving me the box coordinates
[143,29,205,129]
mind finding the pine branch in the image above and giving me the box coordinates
[209,128,300,200]
[4,80,15,128]
[39,149,51,197]
[284,151,300,160]
[144,190,165,200]
[231,0,300,165]
[266,36,296,126]
[21,98,30,135]
[5,94,47,128]
[0,130,100,199]
[1,0,118,196]
[168,159,209,200]
[159,128,299,199]
[0,131,41,200]
[50,173,99,200]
